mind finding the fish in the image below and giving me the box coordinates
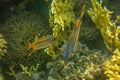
[64,5,85,66]
[28,35,55,56]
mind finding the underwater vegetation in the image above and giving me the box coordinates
[88,0,120,79]
[0,0,120,80]
[46,42,108,80]
[0,0,53,79]
[0,11,52,62]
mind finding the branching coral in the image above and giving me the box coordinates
[46,0,76,57]
[0,11,52,65]
[104,49,120,79]
[0,12,51,56]
[88,0,120,79]
[0,11,52,80]
[88,0,114,52]
[20,64,40,76]
[46,0,85,58]
[0,33,7,59]
[7,63,41,80]
[49,0,75,34]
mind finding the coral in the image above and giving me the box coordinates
[46,0,85,57]
[88,0,114,52]
[1,0,120,80]
[0,33,7,59]
[87,0,120,79]
[104,49,120,79]
[8,42,108,80]
[0,11,52,80]
[46,42,107,80]
[13,71,47,80]
[49,0,75,34]
[0,11,52,64]
[88,0,120,52]
[104,0,120,17]
[20,64,40,76]
[7,63,17,79]
[0,11,51,55]
[46,0,75,57]
[7,63,41,80]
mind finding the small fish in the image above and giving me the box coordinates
[64,5,85,66]
[28,35,55,56]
